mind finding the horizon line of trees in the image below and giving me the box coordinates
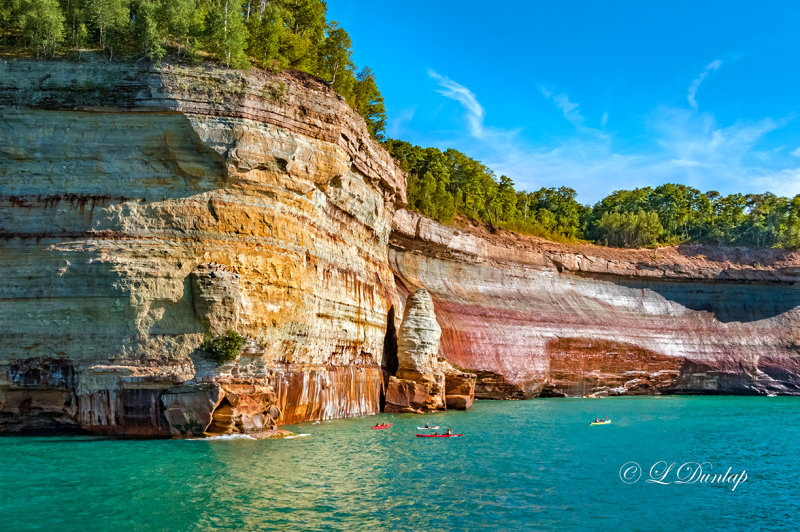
[0,0,387,139]
[385,139,800,250]
[3,2,797,251]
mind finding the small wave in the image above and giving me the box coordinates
[284,433,311,439]
[197,434,256,441]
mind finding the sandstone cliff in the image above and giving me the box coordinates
[0,59,406,436]
[3,59,798,437]
[390,210,800,397]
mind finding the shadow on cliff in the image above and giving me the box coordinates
[614,277,800,323]
[675,243,797,267]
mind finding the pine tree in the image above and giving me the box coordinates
[432,181,455,223]
[246,1,288,71]
[133,0,165,60]
[352,66,386,140]
[417,171,436,217]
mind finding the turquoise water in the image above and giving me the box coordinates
[2,397,798,531]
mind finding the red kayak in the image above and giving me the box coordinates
[416,433,462,437]
[370,423,392,430]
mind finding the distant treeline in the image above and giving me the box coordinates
[385,139,800,249]
[3,1,798,250]
[0,0,387,139]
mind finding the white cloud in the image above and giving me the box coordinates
[601,111,609,129]
[426,69,799,203]
[387,107,416,138]
[428,69,486,138]
[751,167,800,197]
[540,86,584,127]
[687,59,722,110]
[792,146,800,157]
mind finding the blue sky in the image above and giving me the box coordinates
[326,0,800,204]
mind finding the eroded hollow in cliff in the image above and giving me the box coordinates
[382,305,398,376]
[207,398,236,434]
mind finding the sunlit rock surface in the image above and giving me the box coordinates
[390,210,800,398]
[3,58,798,437]
[0,60,404,435]
[384,288,475,413]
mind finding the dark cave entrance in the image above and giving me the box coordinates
[382,305,398,376]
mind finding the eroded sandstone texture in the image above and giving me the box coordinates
[4,58,798,436]
[0,60,405,435]
[384,288,475,413]
[390,210,800,398]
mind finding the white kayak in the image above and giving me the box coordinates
[417,426,440,430]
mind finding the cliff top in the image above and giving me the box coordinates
[0,58,406,205]
[392,209,800,283]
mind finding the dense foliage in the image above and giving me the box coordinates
[0,0,387,139]
[201,329,244,364]
[386,139,800,249]
[3,2,797,250]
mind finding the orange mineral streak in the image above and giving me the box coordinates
[0,60,405,436]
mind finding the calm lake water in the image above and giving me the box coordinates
[2,397,798,531]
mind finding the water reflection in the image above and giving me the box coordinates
[1,397,798,531]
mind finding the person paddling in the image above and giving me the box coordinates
[446,428,452,435]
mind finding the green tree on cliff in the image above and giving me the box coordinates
[352,67,387,140]
[317,21,355,100]
[206,0,249,68]
[158,0,197,59]
[18,0,64,58]
[594,210,663,247]
[86,0,129,59]
[131,0,165,60]
[58,0,90,50]
[246,1,288,70]
[282,0,326,70]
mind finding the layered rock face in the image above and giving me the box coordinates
[383,288,475,413]
[390,210,800,398]
[0,60,404,435]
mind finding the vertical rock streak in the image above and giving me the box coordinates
[390,211,800,398]
[0,61,405,436]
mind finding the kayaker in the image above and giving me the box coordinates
[425,423,430,428]
[594,418,599,423]
[446,428,452,435]
[434,431,439,435]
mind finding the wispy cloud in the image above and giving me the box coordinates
[425,68,800,203]
[387,107,416,139]
[687,59,722,110]
[540,86,584,127]
[428,69,486,138]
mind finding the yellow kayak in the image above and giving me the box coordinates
[590,418,611,426]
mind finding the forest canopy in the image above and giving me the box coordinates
[2,1,798,249]
[0,0,387,139]
[385,139,800,250]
